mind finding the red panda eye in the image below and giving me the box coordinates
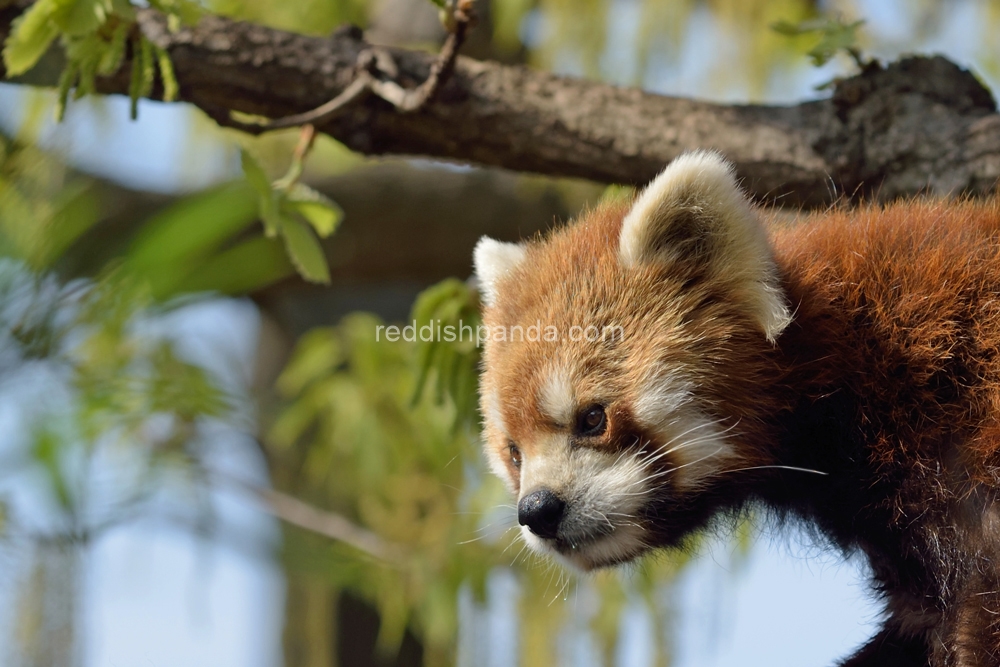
[508,442,522,468]
[578,405,607,436]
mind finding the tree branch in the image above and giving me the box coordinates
[220,472,406,564]
[3,7,999,206]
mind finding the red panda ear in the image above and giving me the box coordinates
[618,150,792,343]
[474,236,528,306]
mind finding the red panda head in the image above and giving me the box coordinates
[474,151,791,570]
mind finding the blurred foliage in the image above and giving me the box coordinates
[209,0,368,34]
[491,0,839,98]
[124,179,299,297]
[267,294,692,667]
[0,259,228,537]
[0,132,100,270]
[0,257,234,663]
[410,278,482,432]
[771,16,865,67]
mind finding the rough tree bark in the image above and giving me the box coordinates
[2,7,1000,207]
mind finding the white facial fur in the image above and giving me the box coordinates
[473,237,527,307]
[538,366,575,425]
[632,370,739,488]
[519,437,653,570]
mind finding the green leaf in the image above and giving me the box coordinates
[808,20,864,67]
[171,235,296,297]
[288,200,342,237]
[3,0,60,76]
[52,0,109,36]
[285,183,343,237]
[240,149,271,198]
[276,328,343,396]
[127,181,259,271]
[280,215,330,284]
[34,182,100,268]
[139,35,155,95]
[97,20,129,75]
[109,0,136,20]
[770,19,811,36]
[241,150,285,237]
[770,17,865,68]
[73,40,100,97]
[127,34,143,119]
[54,61,78,122]
[154,45,178,102]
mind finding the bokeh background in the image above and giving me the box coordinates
[0,1,997,666]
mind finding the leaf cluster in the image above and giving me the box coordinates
[410,278,481,431]
[0,260,228,536]
[241,149,343,285]
[2,0,199,120]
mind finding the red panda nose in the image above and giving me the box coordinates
[518,488,565,539]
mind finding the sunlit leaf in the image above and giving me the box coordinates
[170,235,296,297]
[154,44,178,102]
[3,0,60,76]
[240,149,283,237]
[52,0,109,36]
[284,183,343,237]
[280,215,330,284]
[128,181,259,271]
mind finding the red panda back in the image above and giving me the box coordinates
[771,198,1000,486]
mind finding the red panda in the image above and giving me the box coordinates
[473,151,1000,666]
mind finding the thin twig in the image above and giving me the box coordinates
[368,0,473,112]
[229,0,475,132]
[217,472,406,564]
[257,485,405,563]
[273,123,318,188]
[248,75,372,131]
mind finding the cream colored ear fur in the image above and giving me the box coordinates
[618,150,791,343]
[473,237,528,307]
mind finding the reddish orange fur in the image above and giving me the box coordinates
[480,193,1000,666]
[772,199,1000,482]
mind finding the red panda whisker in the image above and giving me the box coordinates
[653,446,727,479]
[648,429,733,464]
[714,465,829,477]
[656,419,728,456]
[457,525,517,545]
[655,422,737,459]
[509,541,531,567]
[549,570,573,606]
